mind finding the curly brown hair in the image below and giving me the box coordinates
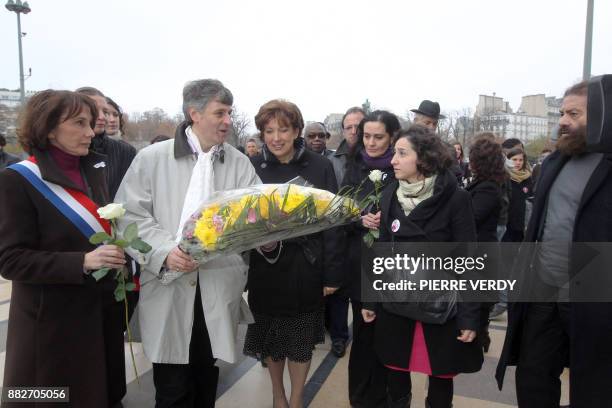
[394,125,453,177]
[17,90,98,154]
[469,135,507,184]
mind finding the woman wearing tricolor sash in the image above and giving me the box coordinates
[0,90,128,408]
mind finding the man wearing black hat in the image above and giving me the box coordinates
[411,100,446,131]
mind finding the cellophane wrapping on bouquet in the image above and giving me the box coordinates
[178,181,360,262]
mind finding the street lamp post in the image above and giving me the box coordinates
[583,0,594,81]
[5,0,31,105]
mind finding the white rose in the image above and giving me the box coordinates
[97,203,126,220]
[368,170,383,183]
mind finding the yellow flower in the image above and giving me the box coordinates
[227,201,243,223]
[258,196,270,219]
[315,198,332,217]
[283,191,308,213]
[344,197,361,215]
[258,191,281,219]
[201,204,221,222]
[194,219,219,249]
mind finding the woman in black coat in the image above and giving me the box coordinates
[502,148,533,243]
[362,126,483,408]
[243,99,344,408]
[465,134,506,352]
[340,110,400,408]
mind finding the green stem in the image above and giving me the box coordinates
[120,270,139,386]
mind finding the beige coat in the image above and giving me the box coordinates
[115,134,260,364]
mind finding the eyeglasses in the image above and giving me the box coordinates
[306,132,328,140]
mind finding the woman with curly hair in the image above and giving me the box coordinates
[362,125,483,408]
[466,133,507,352]
[466,134,506,242]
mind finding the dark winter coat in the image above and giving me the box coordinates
[496,151,612,407]
[466,179,503,325]
[504,176,533,241]
[90,133,136,200]
[340,151,395,300]
[0,149,126,408]
[371,170,484,375]
[466,180,502,243]
[247,140,345,317]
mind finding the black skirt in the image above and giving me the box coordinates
[243,309,325,363]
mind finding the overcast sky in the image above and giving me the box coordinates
[1,0,611,126]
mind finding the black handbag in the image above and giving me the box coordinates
[382,289,457,325]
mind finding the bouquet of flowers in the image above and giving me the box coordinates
[178,182,360,261]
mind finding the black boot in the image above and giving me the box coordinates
[387,393,411,408]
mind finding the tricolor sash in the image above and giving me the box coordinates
[8,157,111,239]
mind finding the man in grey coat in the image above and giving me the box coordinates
[115,79,260,407]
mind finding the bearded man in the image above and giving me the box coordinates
[496,80,612,408]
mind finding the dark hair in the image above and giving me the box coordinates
[506,147,527,170]
[564,80,588,98]
[17,90,98,154]
[541,148,552,154]
[395,125,453,177]
[469,136,507,184]
[75,86,105,97]
[246,138,258,145]
[254,99,304,140]
[150,134,171,144]
[341,106,366,129]
[451,140,464,160]
[0,134,5,146]
[501,138,522,150]
[351,110,401,156]
[106,97,125,134]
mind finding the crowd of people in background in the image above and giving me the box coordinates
[0,77,610,408]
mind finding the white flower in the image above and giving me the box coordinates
[97,203,126,220]
[368,170,383,183]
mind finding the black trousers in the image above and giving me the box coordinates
[348,300,387,408]
[325,292,349,342]
[152,282,219,408]
[516,302,570,408]
[387,368,453,407]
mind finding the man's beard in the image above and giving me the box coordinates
[556,124,587,156]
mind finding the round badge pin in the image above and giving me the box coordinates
[522,187,528,194]
[382,172,388,181]
[391,219,400,233]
